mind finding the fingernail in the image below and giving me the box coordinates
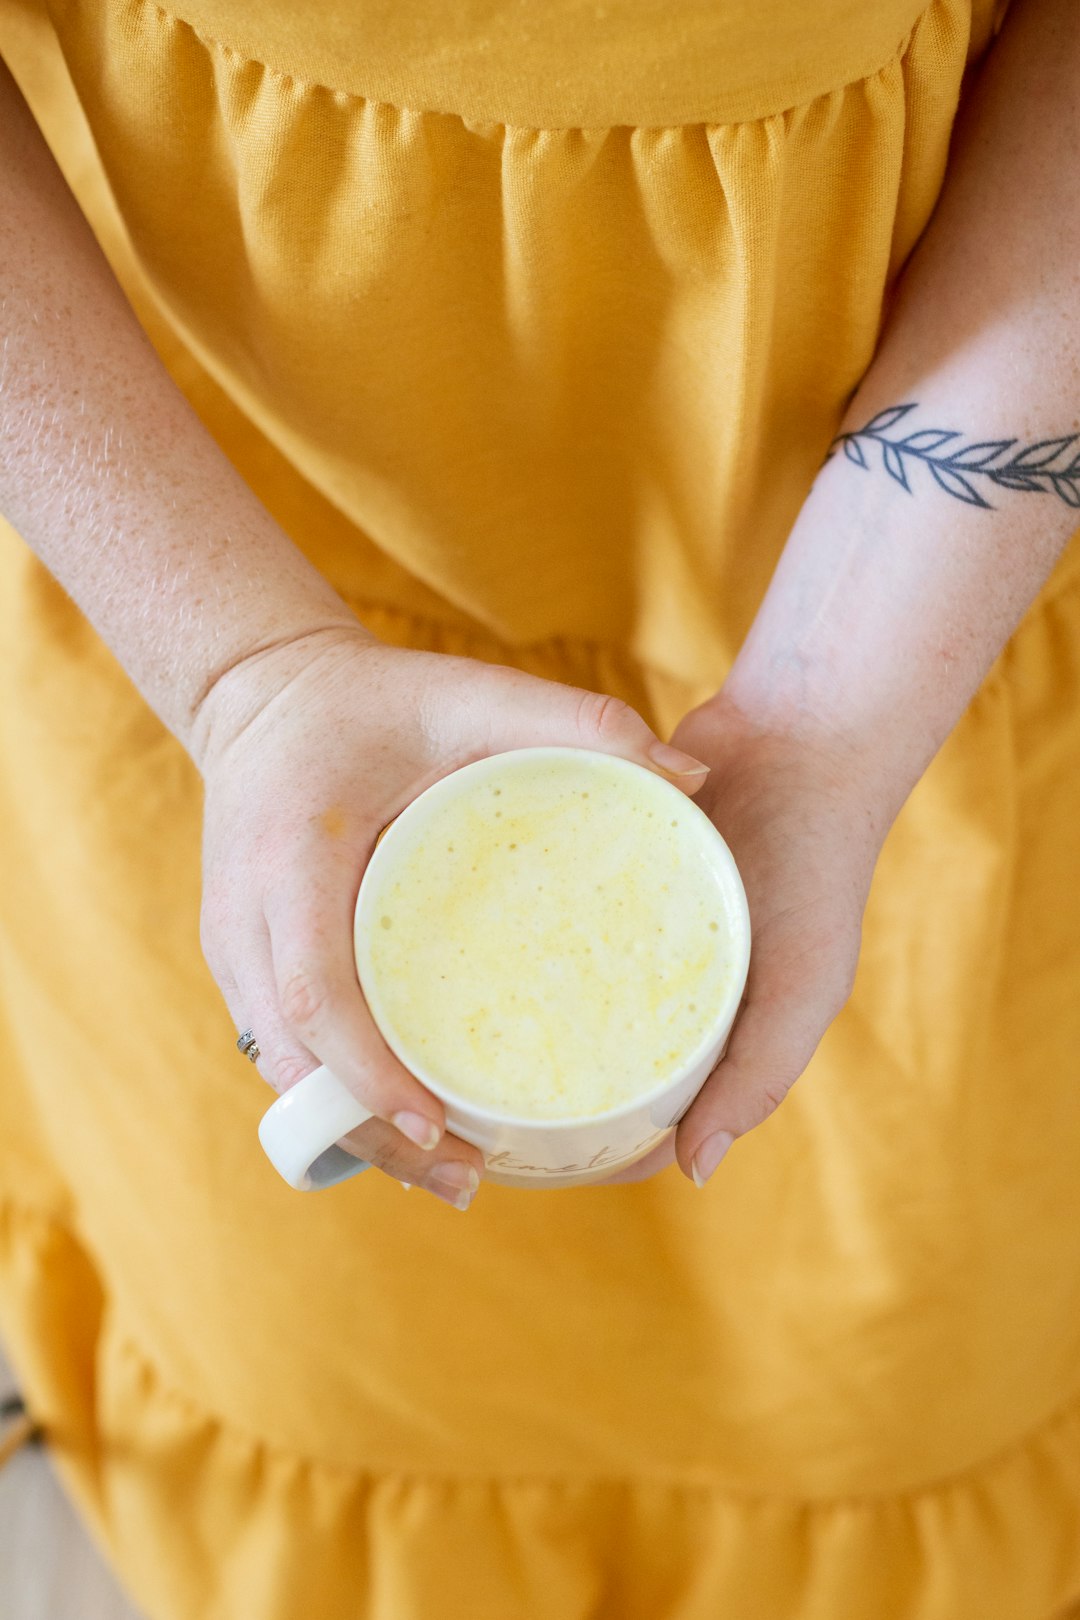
[648,741,711,776]
[431,1185,475,1211]
[429,1163,481,1202]
[691,1130,735,1187]
[392,1111,442,1151]
[428,1164,480,1210]
[401,1182,413,1191]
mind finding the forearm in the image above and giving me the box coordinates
[716,0,1080,827]
[0,57,367,762]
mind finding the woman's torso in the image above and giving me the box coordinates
[5,0,1079,1545]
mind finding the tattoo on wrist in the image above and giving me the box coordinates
[825,404,1080,510]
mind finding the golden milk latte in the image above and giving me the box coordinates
[354,748,746,1122]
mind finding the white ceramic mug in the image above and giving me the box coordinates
[258,747,751,1191]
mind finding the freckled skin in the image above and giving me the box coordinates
[316,805,350,840]
[0,56,366,762]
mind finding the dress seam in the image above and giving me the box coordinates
[334,589,670,680]
[4,1192,1080,1511]
[321,558,1080,697]
[149,0,934,132]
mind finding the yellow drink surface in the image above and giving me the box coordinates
[355,751,741,1121]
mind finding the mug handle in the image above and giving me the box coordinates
[258,1064,375,1191]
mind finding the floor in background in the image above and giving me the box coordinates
[0,1336,147,1620]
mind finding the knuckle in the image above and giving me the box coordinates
[576,688,633,741]
[376,1142,415,1182]
[278,961,331,1032]
[343,1124,410,1181]
[270,1049,322,1093]
[758,1077,793,1122]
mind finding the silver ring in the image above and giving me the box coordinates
[236,1028,261,1063]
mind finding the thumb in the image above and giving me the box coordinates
[673,954,855,1186]
[487,673,712,795]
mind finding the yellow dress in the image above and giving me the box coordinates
[3,0,1080,1614]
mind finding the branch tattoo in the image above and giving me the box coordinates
[825,404,1080,511]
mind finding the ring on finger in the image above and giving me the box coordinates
[236,1027,261,1063]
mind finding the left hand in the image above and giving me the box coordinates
[593,695,897,1188]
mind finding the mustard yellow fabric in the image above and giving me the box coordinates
[3,0,1080,1615]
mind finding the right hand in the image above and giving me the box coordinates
[191,624,712,1211]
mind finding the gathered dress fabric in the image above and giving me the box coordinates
[3,0,1080,1616]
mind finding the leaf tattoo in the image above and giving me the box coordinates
[824,404,1080,510]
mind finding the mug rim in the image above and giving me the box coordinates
[353,745,751,1131]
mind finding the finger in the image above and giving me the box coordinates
[568,688,712,792]
[475,670,713,796]
[673,966,851,1187]
[216,913,485,1207]
[331,1115,484,1210]
[263,839,453,1152]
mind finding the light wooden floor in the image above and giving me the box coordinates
[0,1336,147,1620]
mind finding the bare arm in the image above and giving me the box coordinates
[0,54,367,764]
[1,57,715,1204]
[634,0,1080,1187]
[716,0,1080,828]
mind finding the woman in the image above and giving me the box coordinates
[2,0,1079,1614]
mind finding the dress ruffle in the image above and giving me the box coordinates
[4,1198,1080,1620]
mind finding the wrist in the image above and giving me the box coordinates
[185,617,379,776]
[696,439,1034,832]
[687,678,913,852]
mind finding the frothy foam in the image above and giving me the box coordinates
[355,751,741,1120]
